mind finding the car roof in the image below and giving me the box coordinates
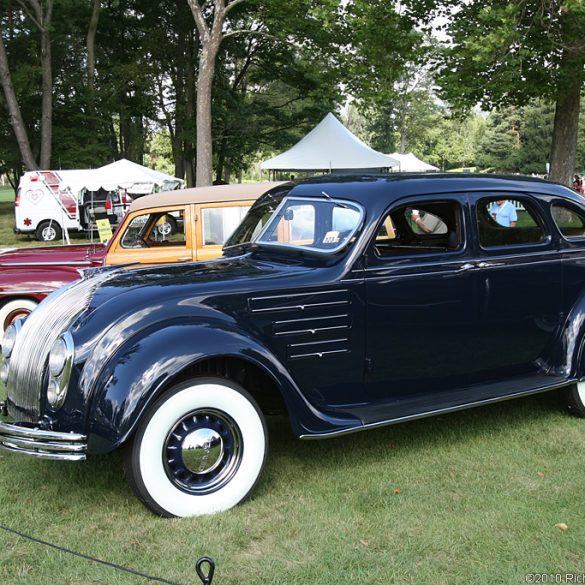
[285,173,580,205]
[129,181,286,213]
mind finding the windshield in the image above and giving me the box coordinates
[225,194,364,255]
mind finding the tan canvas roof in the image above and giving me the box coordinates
[129,182,285,213]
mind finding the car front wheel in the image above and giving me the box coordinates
[124,377,267,517]
[563,382,585,417]
[0,299,38,331]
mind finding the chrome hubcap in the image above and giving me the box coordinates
[164,408,242,495]
[181,428,224,474]
[42,227,56,240]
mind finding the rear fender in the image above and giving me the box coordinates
[553,294,585,379]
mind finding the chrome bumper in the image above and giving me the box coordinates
[0,420,87,461]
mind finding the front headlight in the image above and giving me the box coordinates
[47,332,74,409]
[49,337,68,377]
[1,323,17,359]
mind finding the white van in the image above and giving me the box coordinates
[15,170,130,242]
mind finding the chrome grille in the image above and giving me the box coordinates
[6,273,108,421]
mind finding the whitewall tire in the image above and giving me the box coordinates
[0,299,38,331]
[563,382,585,417]
[124,377,267,517]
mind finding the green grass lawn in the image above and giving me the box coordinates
[0,392,584,584]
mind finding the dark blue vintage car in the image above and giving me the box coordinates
[2,174,585,517]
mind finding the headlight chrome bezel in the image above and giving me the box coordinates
[46,332,74,409]
[1,318,24,359]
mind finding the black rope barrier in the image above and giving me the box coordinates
[0,522,215,584]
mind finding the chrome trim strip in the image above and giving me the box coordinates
[251,300,349,313]
[299,379,572,439]
[290,349,349,359]
[251,289,347,302]
[2,435,85,453]
[0,289,54,296]
[274,314,349,326]
[275,325,349,337]
[0,420,87,461]
[0,443,86,461]
[290,338,348,348]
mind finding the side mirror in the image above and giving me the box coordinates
[284,208,295,221]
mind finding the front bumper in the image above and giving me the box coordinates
[0,420,87,461]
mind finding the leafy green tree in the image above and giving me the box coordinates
[408,0,585,185]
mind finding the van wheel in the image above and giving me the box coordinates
[0,299,38,331]
[35,220,62,242]
[562,383,585,417]
[123,377,267,517]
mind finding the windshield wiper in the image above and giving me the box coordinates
[321,191,349,209]
[223,241,254,255]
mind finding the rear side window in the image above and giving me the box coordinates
[551,204,585,239]
[202,205,250,245]
[477,197,544,247]
[373,200,462,257]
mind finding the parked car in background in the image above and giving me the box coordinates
[14,160,184,242]
[3,174,585,518]
[0,182,280,329]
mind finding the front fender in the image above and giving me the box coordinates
[85,319,361,454]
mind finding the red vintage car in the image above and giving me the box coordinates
[0,182,279,329]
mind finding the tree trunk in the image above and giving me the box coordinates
[39,0,53,168]
[86,0,101,135]
[0,26,38,170]
[549,51,583,186]
[195,48,217,186]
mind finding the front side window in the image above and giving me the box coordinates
[120,209,186,249]
[476,197,544,247]
[256,197,364,254]
[373,200,461,257]
[202,205,250,245]
[551,203,585,239]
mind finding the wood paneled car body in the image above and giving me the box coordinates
[0,182,279,329]
[2,174,585,517]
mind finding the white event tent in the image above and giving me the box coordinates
[388,152,439,172]
[261,113,399,174]
[59,158,183,195]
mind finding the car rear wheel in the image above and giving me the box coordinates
[562,383,585,417]
[123,377,267,517]
[0,299,38,331]
[35,220,62,242]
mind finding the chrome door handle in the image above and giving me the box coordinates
[177,257,192,262]
[459,263,475,271]
[477,261,504,269]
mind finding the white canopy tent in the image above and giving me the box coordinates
[261,113,399,174]
[388,152,439,172]
[59,158,183,195]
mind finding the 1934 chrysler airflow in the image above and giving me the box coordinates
[1,174,585,517]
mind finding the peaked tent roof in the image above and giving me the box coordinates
[59,158,183,193]
[261,113,399,171]
[388,152,439,172]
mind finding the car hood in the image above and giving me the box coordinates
[0,243,106,267]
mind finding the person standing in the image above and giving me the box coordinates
[490,200,517,227]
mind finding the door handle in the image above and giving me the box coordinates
[458,263,475,271]
[477,261,504,269]
[177,257,192,262]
